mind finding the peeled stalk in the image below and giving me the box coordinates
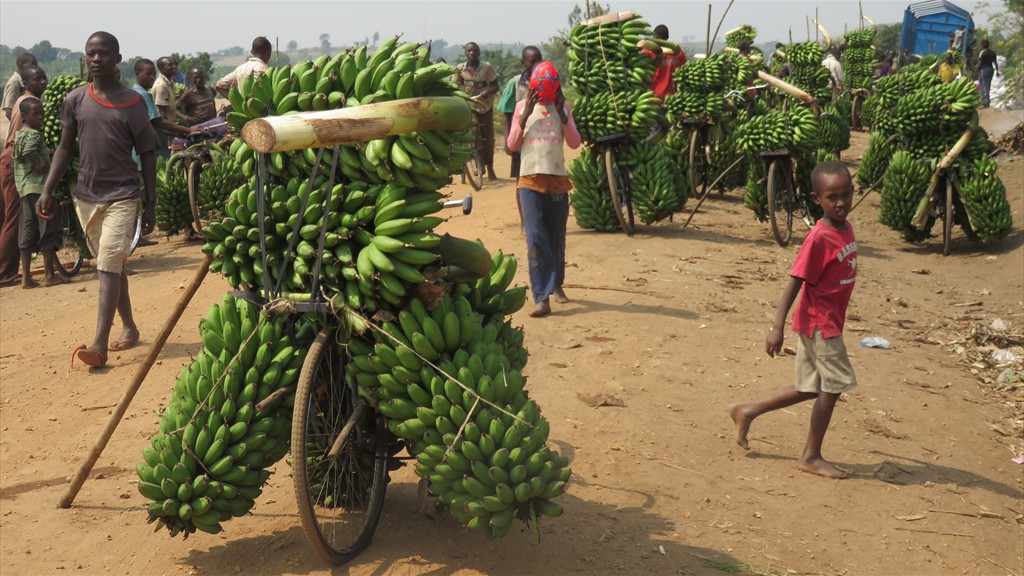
[241,97,472,153]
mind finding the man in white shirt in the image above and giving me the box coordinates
[822,47,844,91]
[2,52,37,121]
[216,36,272,98]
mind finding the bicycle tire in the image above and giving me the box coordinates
[850,93,864,131]
[943,176,954,257]
[187,161,207,236]
[292,327,388,566]
[54,201,84,277]
[766,160,794,247]
[462,163,482,192]
[475,150,485,188]
[688,129,708,199]
[604,147,634,235]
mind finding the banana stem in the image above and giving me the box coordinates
[241,97,473,153]
[583,10,634,26]
[912,124,976,229]
[431,234,493,279]
[757,70,815,104]
[814,19,833,47]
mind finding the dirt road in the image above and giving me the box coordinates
[1,110,1022,576]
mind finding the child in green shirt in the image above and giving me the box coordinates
[14,98,64,288]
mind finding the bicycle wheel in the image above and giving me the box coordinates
[54,201,84,277]
[766,160,794,247]
[604,147,634,235]
[942,176,954,257]
[292,327,388,566]
[462,162,482,192]
[187,161,207,235]
[688,129,708,199]
[128,209,143,254]
[850,93,864,131]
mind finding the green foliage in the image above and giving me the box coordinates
[874,23,901,56]
[171,52,215,84]
[480,50,521,85]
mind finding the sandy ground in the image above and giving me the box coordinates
[1,109,1022,576]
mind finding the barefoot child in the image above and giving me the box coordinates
[14,98,64,288]
[730,161,858,479]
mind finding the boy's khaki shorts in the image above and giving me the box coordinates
[75,197,139,274]
[795,329,857,395]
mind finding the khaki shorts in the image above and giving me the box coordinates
[795,329,857,395]
[75,197,140,274]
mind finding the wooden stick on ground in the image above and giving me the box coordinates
[58,255,213,509]
[683,155,747,228]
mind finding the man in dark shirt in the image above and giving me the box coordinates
[37,31,158,368]
[177,68,217,125]
[974,40,999,108]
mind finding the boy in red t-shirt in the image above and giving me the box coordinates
[730,161,857,479]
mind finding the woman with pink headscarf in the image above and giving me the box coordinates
[506,62,581,318]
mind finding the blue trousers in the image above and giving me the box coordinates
[978,67,994,107]
[518,188,568,303]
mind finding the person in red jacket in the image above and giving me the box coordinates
[644,25,686,101]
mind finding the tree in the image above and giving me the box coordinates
[481,49,521,83]
[373,32,380,47]
[542,2,609,94]
[874,23,901,56]
[287,40,298,51]
[320,33,331,54]
[172,52,215,83]
[28,40,57,63]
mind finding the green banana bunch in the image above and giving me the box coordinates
[568,15,656,97]
[574,90,661,143]
[795,150,830,222]
[138,294,316,537]
[201,177,446,312]
[42,75,86,149]
[841,29,877,90]
[817,103,851,154]
[856,132,896,189]
[155,157,194,234]
[742,155,768,222]
[733,105,818,156]
[725,25,758,48]
[623,142,686,224]
[568,147,620,232]
[196,155,246,219]
[346,273,567,540]
[959,155,1013,243]
[879,150,933,241]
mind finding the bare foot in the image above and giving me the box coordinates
[42,275,67,287]
[796,457,849,479]
[553,287,569,303]
[729,404,752,450]
[529,299,551,318]
[22,279,39,289]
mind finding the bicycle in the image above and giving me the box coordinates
[848,88,870,131]
[592,132,635,235]
[913,164,969,257]
[168,125,231,236]
[235,149,481,565]
[459,95,487,192]
[761,150,813,247]
[681,118,711,201]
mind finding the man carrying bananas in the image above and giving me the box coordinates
[452,42,500,182]
[216,37,272,99]
[507,62,580,318]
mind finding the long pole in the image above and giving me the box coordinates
[59,256,213,509]
[709,0,737,54]
[706,3,712,55]
[816,8,819,42]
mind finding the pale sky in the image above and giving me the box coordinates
[0,0,989,58]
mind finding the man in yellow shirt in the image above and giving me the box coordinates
[938,53,960,83]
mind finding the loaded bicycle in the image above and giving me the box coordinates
[762,149,814,247]
[459,94,487,192]
[592,132,635,235]
[167,125,232,236]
